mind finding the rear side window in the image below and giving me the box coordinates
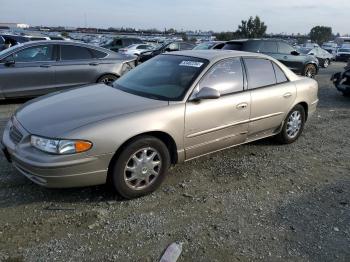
[0,36,4,44]
[244,58,276,89]
[261,41,278,53]
[199,58,244,95]
[272,62,288,83]
[61,45,93,60]
[89,48,107,58]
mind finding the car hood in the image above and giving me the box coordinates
[15,84,168,137]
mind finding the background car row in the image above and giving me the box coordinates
[0,41,136,99]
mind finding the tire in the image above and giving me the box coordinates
[342,91,350,97]
[97,74,118,86]
[303,64,317,78]
[275,105,306,144]
[110,136,171,199]
[323,59,330,68]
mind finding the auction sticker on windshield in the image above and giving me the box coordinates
[179,61,204,67]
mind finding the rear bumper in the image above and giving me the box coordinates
[1,119,113,188]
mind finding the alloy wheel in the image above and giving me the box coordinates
[124,147,162,190]
[286,111,302,139]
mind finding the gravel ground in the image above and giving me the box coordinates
[0,63,349,262]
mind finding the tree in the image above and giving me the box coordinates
[309,26,332,45]
[236,16,267,38]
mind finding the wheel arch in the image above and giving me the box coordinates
[107,131,178,181]
[96,73,120,83]
[295,101,309,121]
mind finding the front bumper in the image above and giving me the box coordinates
[1,118,113,188]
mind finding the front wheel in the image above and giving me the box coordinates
[303,64,317,78]
[110,136,171,199]
[275,105,306,144]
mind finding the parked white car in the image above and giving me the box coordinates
[119,44,154,56]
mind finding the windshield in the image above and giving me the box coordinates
[114,55,208,101]
[194,42,215,50]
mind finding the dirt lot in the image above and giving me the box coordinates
[0,63,349,262]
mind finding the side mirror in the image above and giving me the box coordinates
[291,50,299,56]
[309,53,315,56]
[192,87,220,101]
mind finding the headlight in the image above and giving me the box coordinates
[30,135,92,154]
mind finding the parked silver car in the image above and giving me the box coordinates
[1,50,318,199]
[119,44,154,56]
[0,41,136,99]
[299,46,333,68]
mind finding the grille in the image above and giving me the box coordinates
[9,125,23,145]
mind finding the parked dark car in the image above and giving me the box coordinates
[0,34,30,47]
[0,36,5,51]
[331,61,350,96]
[138,41,196,63]
[0,41,136,99]
[221,39,319,78]
[193,41,225,50]
[101,38,143,52]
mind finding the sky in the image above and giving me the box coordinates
[1,0,349,35]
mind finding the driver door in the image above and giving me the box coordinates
[184,58,250,160]
[0,44,56,98]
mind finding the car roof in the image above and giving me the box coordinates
[168,50,270,61]
[167,50,301,82]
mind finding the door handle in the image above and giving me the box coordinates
[40,64,51,68]
[283,56,288,59]
[283,92,292,98]
[236,103,248,109]
[89,62,99,66]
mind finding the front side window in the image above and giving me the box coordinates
[261,41,278,53]
[114,55,208,101]
[13,45,54,62]
[61,45,93,60]
[278,42,295,54]
[244,58,276,89]
[199,58,244,95]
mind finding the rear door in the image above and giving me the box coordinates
[53,44,101,90]
[0,44,56,98]
[184,58,250,159]
[243,58,296,140]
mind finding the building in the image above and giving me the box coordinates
[0,23,30,29]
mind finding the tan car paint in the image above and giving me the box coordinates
[1,50,318,188]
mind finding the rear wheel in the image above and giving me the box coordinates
[303,64,317,78]
[275,105,306,144]
[97,74,118,86]
[110,136,170,199]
